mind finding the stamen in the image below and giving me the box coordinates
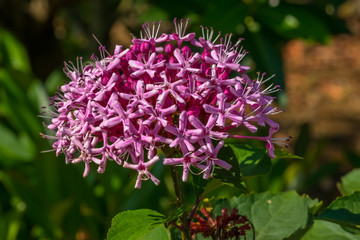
[213,30,221,43]
[234,47,247,64]
[179,19,183,36]
[183,18,190,37]
[37,115,53,119]
[201,25,222,44]
[152,21,156,38]
[271,136,292,148]
[40,149,56,153]
[79,57,84,72]
[141,172,150,181]
[261,73,276,85]
[173,18,178,34]
[41,134,59,140]
[262,83,280,95]
[208,27,212,41]
[200,25,205,39]
[174,18,190,38]
[64,61,76,73]
[245,104,262,118]
[92,34,111,57]
[139,21,162,40]
[143,22,150,38]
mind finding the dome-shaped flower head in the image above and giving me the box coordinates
[42,19,288,188]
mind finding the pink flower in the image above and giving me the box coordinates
[166,48,201,78]
[164,145,208,182]
[42,19,287,188]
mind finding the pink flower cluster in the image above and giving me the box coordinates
[44,19,287,188]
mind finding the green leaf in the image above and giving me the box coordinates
[27,80,49,111]
[45,70,64,94]
[0,29,31,73]
[0,77,41,138]
[0,210,22,240]
[230,143,272,177]
[274,148,303,160]
[214,144,247,192]
[338,169,360,196]
[139,224,170,240]
[214,191,317,240]
[165,207,184,223]
[301,220,360,240]
[191,172,209,196]
[107,209,169,240]
[0,124,35,165]
[318,192,360,227]
[0,68,23,100]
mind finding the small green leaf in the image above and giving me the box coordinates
[0,69,23,100]
[165,207,183,223]
[214,191,317,240]
[274,148,303,160]
[107,209,169,240]
[0,124,35,165]
[45,70,64,94]
[0,210,22,240]
[0,29,31,73]
[1,80,41,138]
[338,169,360,196]
[230,143,272,177]
[28,80,49,111]
[301,220,360,240]
[318,192,360,227]
[191,172,209,196]
[214,144,247,191]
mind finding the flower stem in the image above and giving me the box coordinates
[170,165,191,240]
[188,195,201,224]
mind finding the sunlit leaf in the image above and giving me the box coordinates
[338,169,360,196]
[107,209,169,240]
[214,191,318,240]
[0,29,31,73]
[0,211,22,240]
[318,192,360,228]
[230,143,272,177]
[301,220,359,240]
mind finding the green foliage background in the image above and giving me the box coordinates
[0,0,358,239]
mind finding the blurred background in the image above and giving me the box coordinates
[0,0,359,239]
